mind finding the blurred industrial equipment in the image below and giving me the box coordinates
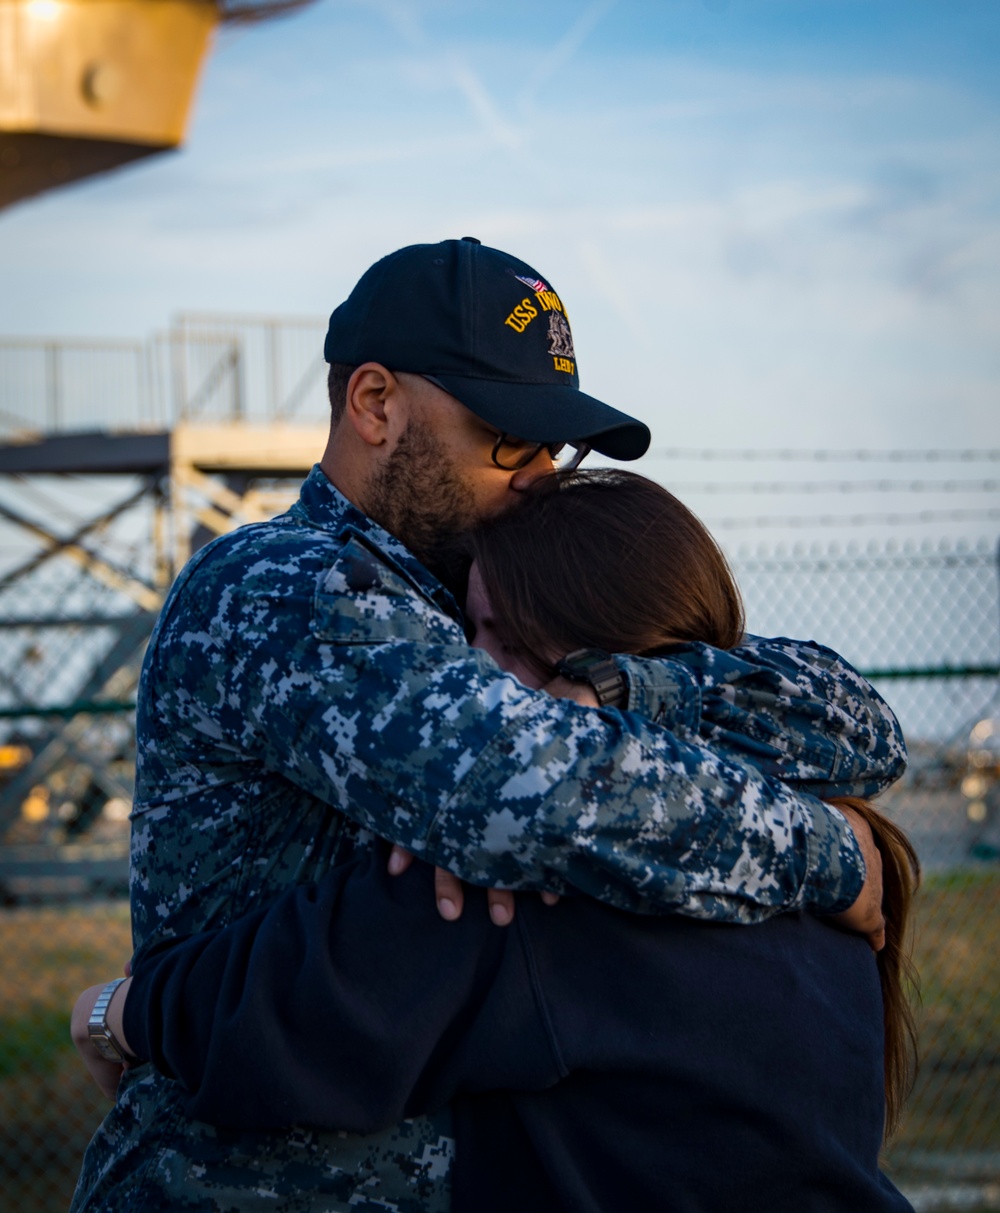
[964,714,1000,858]
[0,0,315,209]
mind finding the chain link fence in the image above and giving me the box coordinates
[1,416,998,1210]
[733,537,1000,1211]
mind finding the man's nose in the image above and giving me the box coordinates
[509,447,554,491]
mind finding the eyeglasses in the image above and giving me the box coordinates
[490,432,591,473]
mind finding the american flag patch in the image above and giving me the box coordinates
[513,273,549,293]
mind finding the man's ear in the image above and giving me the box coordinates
[344,364,398,447]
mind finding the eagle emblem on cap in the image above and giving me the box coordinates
[547,312,575,360]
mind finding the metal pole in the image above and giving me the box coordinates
[268,320,281,419]
[45,342,60,430]
[172,319,188,421]
[232,340,244,420]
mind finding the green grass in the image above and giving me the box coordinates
[1,903,131,1213]
[0,1006,74,1079]
[882,869,1000,1170]
[1,881,998,1210]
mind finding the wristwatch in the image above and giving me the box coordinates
[87,977,134,1064]
[554,648,627,709]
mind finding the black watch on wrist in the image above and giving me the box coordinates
[554,648,627,709]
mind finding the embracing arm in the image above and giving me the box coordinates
[73,831,881,1131]
[624,635,906,798]
[155,533,902,922]
[107,850,558,1132]
[235,638,870,921]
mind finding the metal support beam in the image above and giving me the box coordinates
[0,497,163,612]
[0,612,151,811]
[0,316,330,896]
[0,476,160,593]
[0,431,169,474]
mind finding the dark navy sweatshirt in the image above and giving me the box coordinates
[124,843,912,1213]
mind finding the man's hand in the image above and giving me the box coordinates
[71,981,132,1100]
[387,848,559,925]
[827,806,886,952]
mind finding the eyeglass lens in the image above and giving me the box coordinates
[492,434,589,471]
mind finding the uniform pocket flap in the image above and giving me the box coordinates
[312,537,462,646]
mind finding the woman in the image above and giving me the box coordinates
[465,467,920,1138]
[74,469,919,1211]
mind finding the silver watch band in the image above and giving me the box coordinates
[87,977,132,1064]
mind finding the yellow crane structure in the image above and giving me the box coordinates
[0,0,313,209]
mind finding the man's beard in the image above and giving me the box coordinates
[363,420,480,588]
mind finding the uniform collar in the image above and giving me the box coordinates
[290,465,462,620]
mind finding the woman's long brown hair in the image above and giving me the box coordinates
[470,468,919,1139]
[827,797,921,1138]
[468,468,745,682]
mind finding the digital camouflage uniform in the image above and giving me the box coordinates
[71,466,906,1213]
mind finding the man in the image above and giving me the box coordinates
[71,237,903,1213]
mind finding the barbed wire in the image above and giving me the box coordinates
[667,479,1000,495]
[706,508,1000,529]
[731,538,996,564]
[646,449,1000,462]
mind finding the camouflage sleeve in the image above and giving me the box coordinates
[182,571,861,923]
[618,635,907,798]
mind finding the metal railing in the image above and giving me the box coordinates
[0,313,330,438]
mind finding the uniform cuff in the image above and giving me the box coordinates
[802,800,867,913]
[615,656,702,737]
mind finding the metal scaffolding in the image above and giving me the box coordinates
[0,311,328,899]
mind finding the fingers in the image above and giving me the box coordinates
[403,857,537,927]
[434,867,464,921]
[390,853,469,923]
[864,850,886,952]
[437,870,516,926]
[540,891,561,906]
[840,807,885,951]
[827,899,885,952]
[487,888,515,927]
[387,845,414,876]
[825,806,887,951]
[866,848,886,952]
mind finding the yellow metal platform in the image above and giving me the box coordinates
[0,0,218,207]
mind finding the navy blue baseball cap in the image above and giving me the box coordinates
[324,237,650,461]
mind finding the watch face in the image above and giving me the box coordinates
[572,653,603,674]
[559,648,608,678]
[90,1031,125,1064]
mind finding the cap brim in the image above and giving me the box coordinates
[424,374,650,461]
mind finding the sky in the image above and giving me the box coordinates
[1,0,999,456]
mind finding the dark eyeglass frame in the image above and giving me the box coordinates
[490,432,591,473]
